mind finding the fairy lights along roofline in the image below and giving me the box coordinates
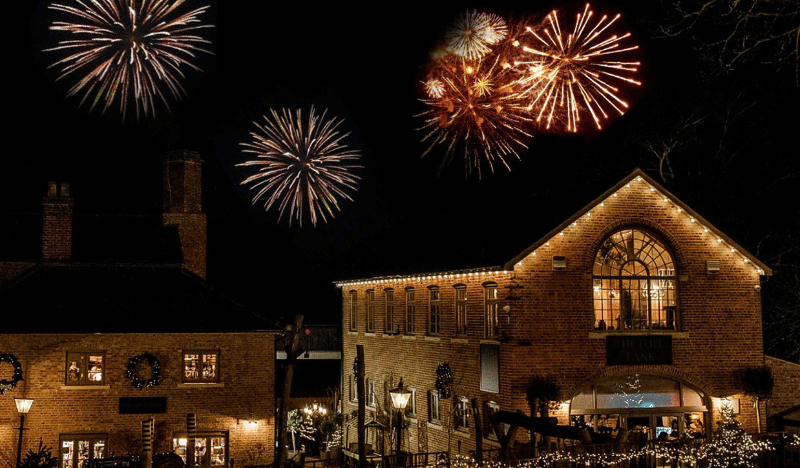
[336,169,771,288]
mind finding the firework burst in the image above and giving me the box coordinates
[416,51,532,179]
[514,4,641,132]
[44,0,214,120]
[237,107,362,228]
[445,10,508,60]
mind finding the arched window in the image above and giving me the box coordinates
[593,229,677,330]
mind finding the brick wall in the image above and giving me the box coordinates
[765,356,800,418]
[339,174,769,455]
[42,182,74,262]
[0,332,275,466]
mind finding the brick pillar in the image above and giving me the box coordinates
[142,418,154,468]
[42,181,74,262]
[162,150,207,279]
[187,413,197,468]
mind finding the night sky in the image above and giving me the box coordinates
[7,1,800,343]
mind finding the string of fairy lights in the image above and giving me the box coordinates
[336,174,767,288]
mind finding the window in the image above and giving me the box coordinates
[455,398,469,431]
[60,434,107,468]
[429,390,441,424]
[367,379,376,407]
[484,402,500,440]
[350,374,358,402]
[183,350,220,383]
[385,288,395,333]
[405,287,416,334]
[484,282,499,338]
[480,344,500,393]
[406,387,417,417]
[174,432,228,467]
[428,286,440,335]
[593,229,678,331]
[65,352,105,386]
[366,289,375,333]
[455,284,467,336]
[349,290,358,331]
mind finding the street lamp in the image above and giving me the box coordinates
[15,398,34,468]
[389,379,411,465]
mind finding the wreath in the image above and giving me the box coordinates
[0,353,24,395]
[126,353,161,390]
[436,363,453,399]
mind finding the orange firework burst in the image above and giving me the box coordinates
[44,0,213,120]
[514,4,641,132]
[416,50,532,179]
[445,10,508,60]
[237,107,362,228]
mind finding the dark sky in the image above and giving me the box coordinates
[7,1,800,326]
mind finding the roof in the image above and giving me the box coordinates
[0,263,280,333]
[335,168,771,285]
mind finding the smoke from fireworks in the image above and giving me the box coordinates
[417,51,533,179]
[44,0,213,120]
[237,107,362,228]
[514,4,641,132]
[445,11,508,60]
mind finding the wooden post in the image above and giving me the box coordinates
[142,418,153,468]
[471,399,483,463]
[187,413,196,468]
[277,315,305,465]
[357,345,366,468]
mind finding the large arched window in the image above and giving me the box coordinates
[593,229,677,330]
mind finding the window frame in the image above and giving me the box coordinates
[182,350,221,384]
[349,290,358,331]
[405,287,416,334]
[59,433,108,468]
[64,352,106,386]
[428,390,441,424]
[405,386,417,418]
[483,282,499,339]
[454,284,467,336]
[367,379,376,408]
[428,285,440,335]
[366,289,375,333]
[592,228,679,331]
[455,397,469,431]
[350,374,358,402]
[484,401,500,440]
[173,431,229,468]
[385,288,395,333]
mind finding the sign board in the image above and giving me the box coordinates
[119,397,167,414]
[606,335,672,365]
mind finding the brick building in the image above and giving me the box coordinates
[0,151,277,468]
[337,169,799,457]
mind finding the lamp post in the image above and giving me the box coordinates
[389,379,411,466]
[15,398,34,468]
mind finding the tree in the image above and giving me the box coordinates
[698,403,768,468]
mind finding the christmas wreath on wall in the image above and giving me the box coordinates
[436,363,452,399]
[0,353,24,395]
[126,353,161,390]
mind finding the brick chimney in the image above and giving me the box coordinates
[162,150,207,279]
[42,181,74,262]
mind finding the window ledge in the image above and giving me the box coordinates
[454,429,470,438]
[61,385,110,390]
[427,422,442,430]
[401,335,417,340]
[588,331,690,339]
[347,330,358,335]
[451,338,469,344]
[424,336,441,342]
[480,339,500,344]
[365,332,376,337]
[179,382,225,387]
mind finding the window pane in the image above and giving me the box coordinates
[595,375,681,408]
[66,355,82,383]
[480,344,500,393]
[210,437,226,466]
[61,441,74,468]
[88,355,103,382]
[185,354,200,379]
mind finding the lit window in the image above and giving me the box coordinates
[484,282,498,338]
[429,390,441,424]
[385,288,395,333]
[349,290,358,331]
[366,289,375,333]
[454,284,467,336]
[405,287,416,334]
[406,387,417,418]
[65,352,105,386]
[173,432,228,467]
[593,229,678,331]
[428,286,440,335]
[183,351,220,383]
[60,434,107,468]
